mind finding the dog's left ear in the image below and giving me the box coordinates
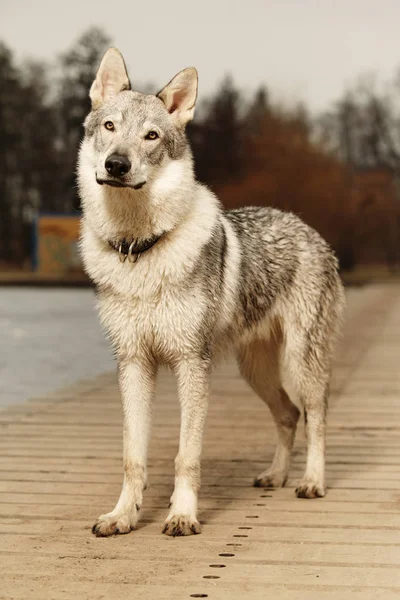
[90,47,131,109]
[157,68,198,127]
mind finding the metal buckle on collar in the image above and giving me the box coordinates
[128,241,140,264]
[118,244,127,263]
[114,233,163,264]
[117,242,140,264]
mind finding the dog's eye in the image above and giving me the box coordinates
[145,131,159,140]
[104,121,114,131]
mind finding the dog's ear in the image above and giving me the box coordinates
[90,47,131,108]
[157,68,198,126]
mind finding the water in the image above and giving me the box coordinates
[0,288,114,408]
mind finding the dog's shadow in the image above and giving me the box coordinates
[197,457,275,525]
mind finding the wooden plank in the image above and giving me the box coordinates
[1,554,399,587]
[2,536,400,566]
[2,519,399,544]
[1,502,400,528]
[1,580,399,600]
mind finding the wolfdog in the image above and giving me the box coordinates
[78,48,345,537]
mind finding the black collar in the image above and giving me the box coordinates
[109,234,164,263]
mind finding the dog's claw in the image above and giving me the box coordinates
[92,511,137,536]
[162,515,201,536]
[295,481,325,499]
[253,471,288,489]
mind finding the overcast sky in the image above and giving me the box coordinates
[1,0,399,112]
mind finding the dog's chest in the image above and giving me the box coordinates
[97,282,207,360]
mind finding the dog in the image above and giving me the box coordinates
[78,47,346,537]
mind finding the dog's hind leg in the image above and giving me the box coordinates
[92,359,156,536]
[281,325,332,499]
[295,382,328,498]
[237,338,300,489]
[162,357,210,536]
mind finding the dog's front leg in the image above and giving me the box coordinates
[92,359,156,537]
[163,357,210,536]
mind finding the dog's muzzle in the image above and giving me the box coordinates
[105,153,131,178]
[97,153,146,190]
[96,177,147,190]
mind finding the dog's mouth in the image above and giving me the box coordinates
[96,178,146,191]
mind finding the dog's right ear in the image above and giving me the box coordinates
[90,48,131,109]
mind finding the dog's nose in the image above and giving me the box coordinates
[105,154,131,178]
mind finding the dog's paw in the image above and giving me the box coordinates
[253,469,288,489]
[92,509,138,537]
[295,480,325,499]
[162,515,201,537]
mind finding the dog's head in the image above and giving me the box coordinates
[82,47,198,192]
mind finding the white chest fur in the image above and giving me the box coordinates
[96,278,208,361]
[79,185,238,362]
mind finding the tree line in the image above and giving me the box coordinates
[1,27,400,269]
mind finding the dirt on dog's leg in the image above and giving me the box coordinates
[163,358,210,536]
[92,359,156,536]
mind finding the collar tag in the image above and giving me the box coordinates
[111,233,164,263]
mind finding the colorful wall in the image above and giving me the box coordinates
[34,215,82,274]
